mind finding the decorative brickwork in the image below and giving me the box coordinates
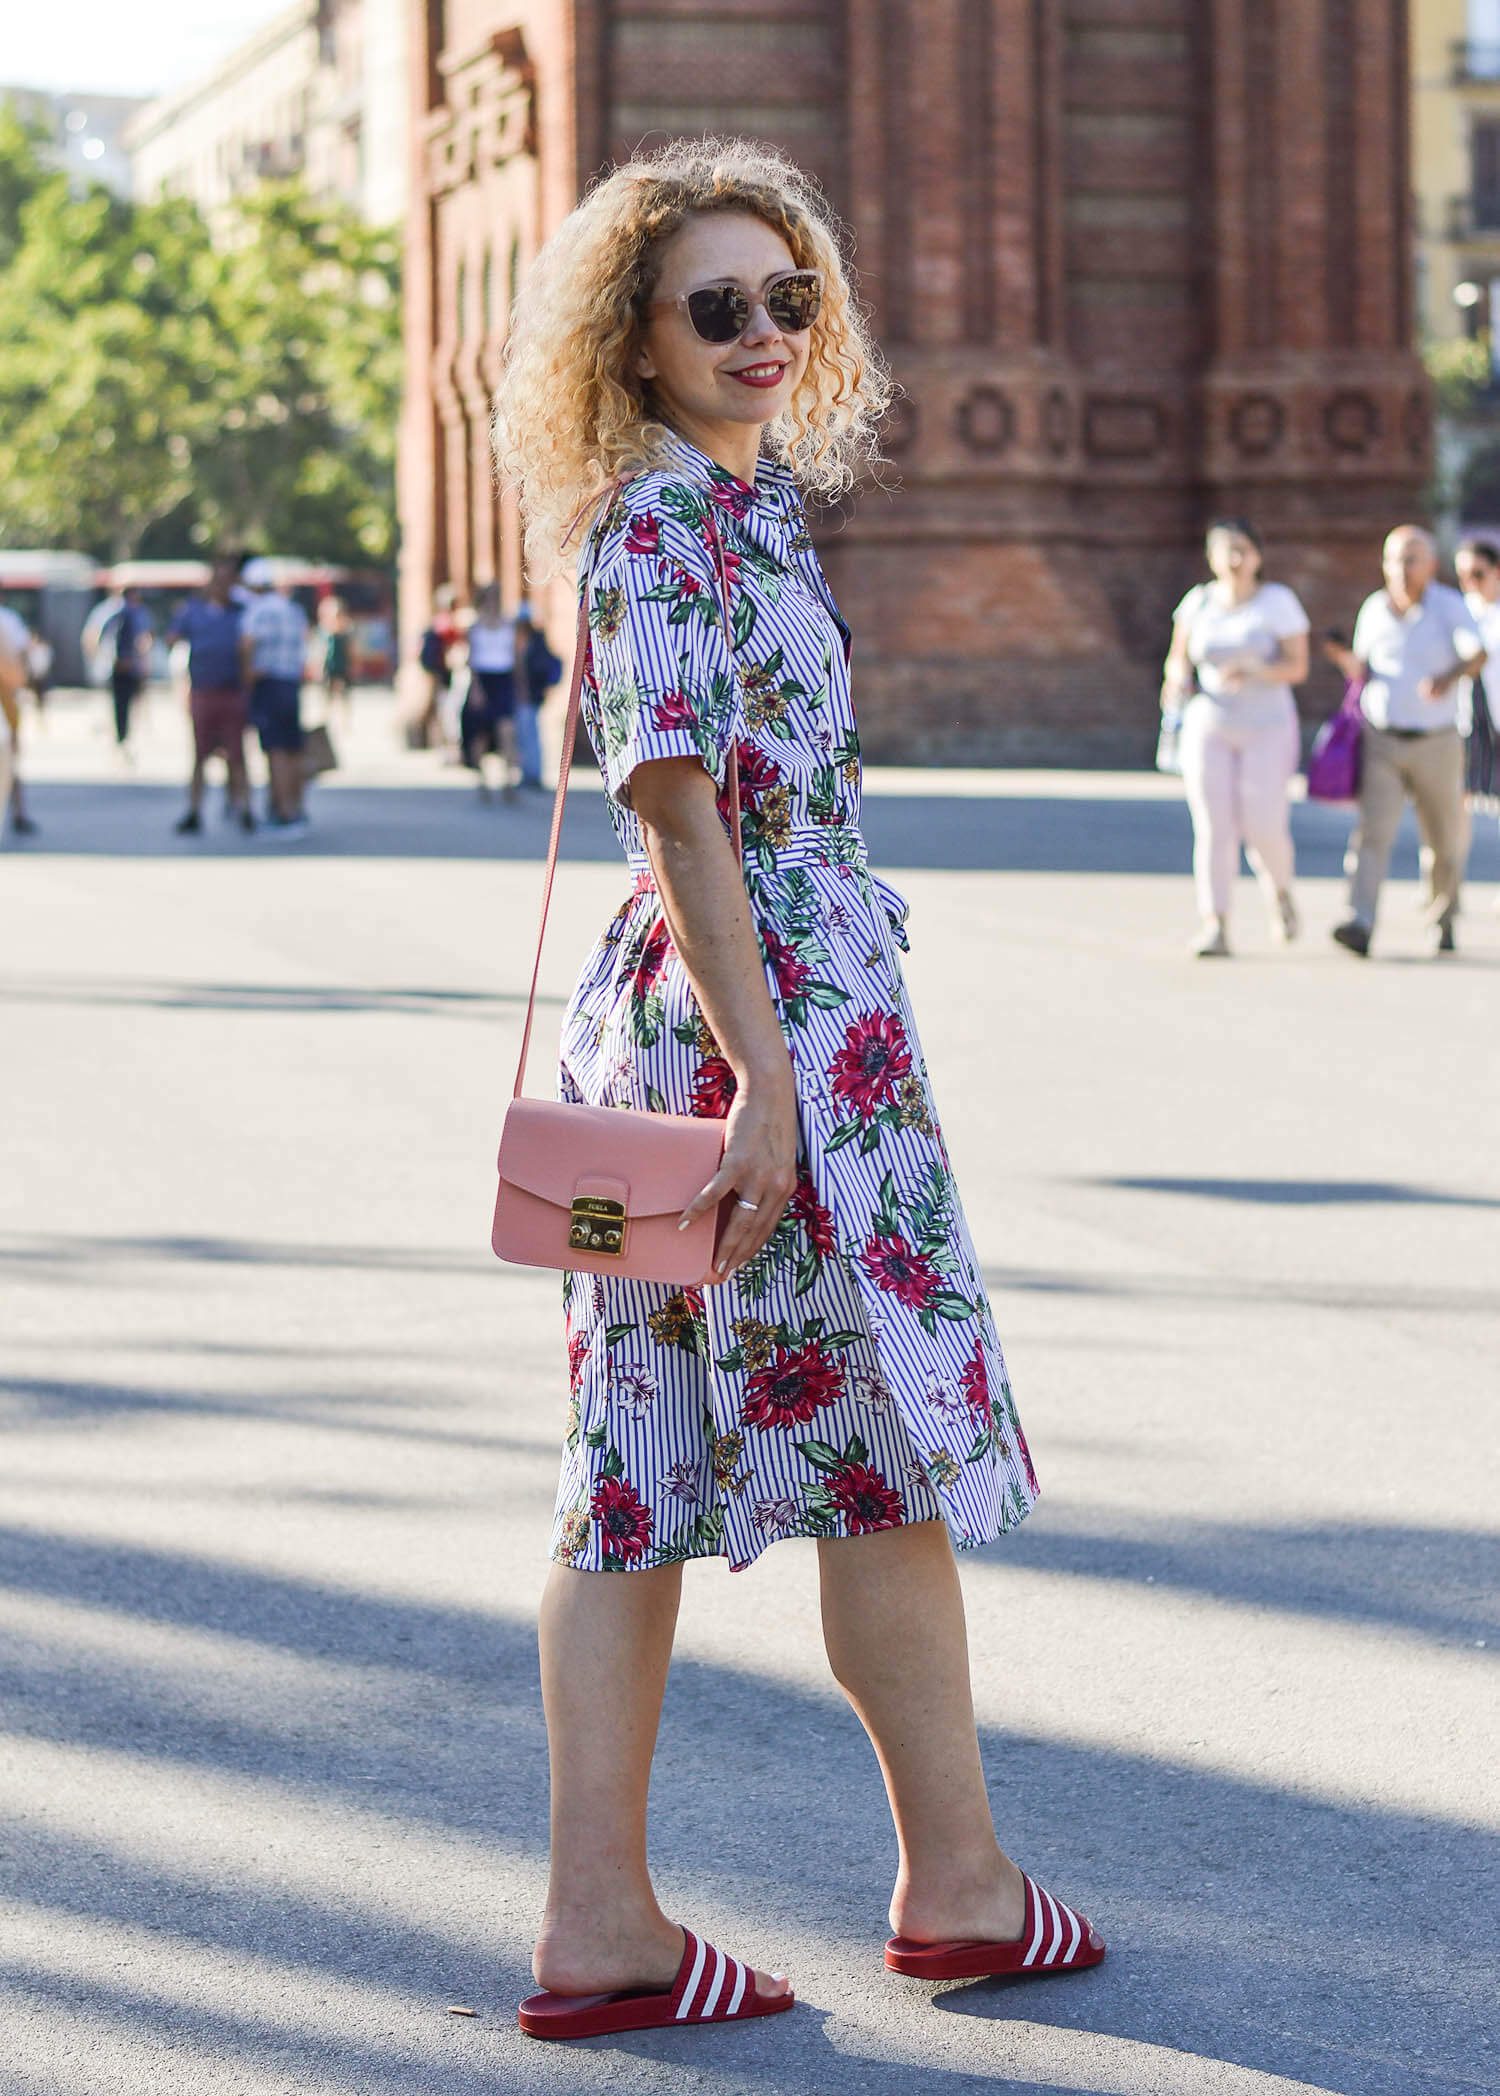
[400,0,1429,761]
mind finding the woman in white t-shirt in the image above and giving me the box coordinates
[1162,519,1311,956]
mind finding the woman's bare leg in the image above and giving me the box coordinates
[818,1519,1026,1944]
[532,1559,790,2000]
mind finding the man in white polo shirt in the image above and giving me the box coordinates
[1327,526,1483,956]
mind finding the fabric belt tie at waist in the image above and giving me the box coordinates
[628,830,867,879]
[1380,726,1447,741]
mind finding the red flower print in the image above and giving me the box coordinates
[702,527,743,589]
[624,510,661,556]
[829,1011,912,1122]
[591,1473,653,1563]
[790,1172,837,1259]
[691,1054,737,1119]
[1018,1425,1039,1496]
[567,1330,590,1392]
[860,1234,941,1310]
[651,688,698,731]
[760,925,812,1000]
[731,743,782,811]
[960,1340,989,1425]
[742,1342,845,1431]
[634,917,673,995]
[708,476,754,519]
[825,1459,906,1535]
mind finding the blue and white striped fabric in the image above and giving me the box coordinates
[548,437,1039,1573]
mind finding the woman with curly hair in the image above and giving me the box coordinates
[494,138,1104,2043]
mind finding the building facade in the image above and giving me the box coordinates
[126,0,408,226]
[1412,0,1500,342]
[401,1,1430,763]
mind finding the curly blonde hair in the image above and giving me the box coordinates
[491,137,890,576]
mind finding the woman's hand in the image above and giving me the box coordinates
[678,1062,798,1275]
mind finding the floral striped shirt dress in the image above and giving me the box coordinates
[551,436,1039,1572]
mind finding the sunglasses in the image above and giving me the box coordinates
[648,269,823,345]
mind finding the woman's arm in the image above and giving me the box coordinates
[1270,632,1310,685]
[1160,618,1194,711]
[628,754,797,1277]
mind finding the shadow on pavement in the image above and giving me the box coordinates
[0,1518,1494,2096]
[1097,1175,1500,1211]
[0,977,546,1017]
[13,776,1500,880]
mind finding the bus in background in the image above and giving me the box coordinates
[0,550,97,689]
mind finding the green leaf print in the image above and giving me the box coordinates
[732,590,757,648]
[794,1246,821,1296]
[605,1323,636,1347]
[600,1443,624,1479]
[930,1291,976,1322]
[630,986,665,1046]
[826,1118,864,1154]
[797,1438,843,1473]
[715,1345,746,1374]
[658,483,710,530]
[803,981,851,1011]
[875,1173,902,1239]
[645,1083,668,1114]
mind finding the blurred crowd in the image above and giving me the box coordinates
[1159,518,1500,959]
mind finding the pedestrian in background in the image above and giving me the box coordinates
[1161,519,1309,956]
[241,559,311,833]
[1325,526,1482,957]
[0,602,34,839]
[416,584,460,749]
[319,596,353,729]
[512,599,562,791]
[169,555,252,836]
[1455,536,1499,822]
[107,586,153,759]
[461,583,519,799]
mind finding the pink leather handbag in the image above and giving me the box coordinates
[491,497,741,1287]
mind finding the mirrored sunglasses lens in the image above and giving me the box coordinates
[766,274,822,331]
[686,286,749,342]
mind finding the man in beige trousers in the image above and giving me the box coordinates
[1326,527,1482,957]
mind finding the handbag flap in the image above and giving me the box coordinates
[498,1097,724,1221]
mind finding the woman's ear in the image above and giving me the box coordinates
[634,335,658,381]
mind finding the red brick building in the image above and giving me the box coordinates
[399,1,1428,762]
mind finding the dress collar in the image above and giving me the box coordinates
[660,429,796,504]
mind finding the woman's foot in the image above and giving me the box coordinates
[1189,915,1230,957]
[533,1916,789,2006]
[1269,889,1300,943]
[888,1849,1028,1948]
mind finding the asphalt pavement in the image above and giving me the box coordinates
[2,688,1497,2096]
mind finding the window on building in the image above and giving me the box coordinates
[1473,119,1500,225]
[1470,0,1500,78]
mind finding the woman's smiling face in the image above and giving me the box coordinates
[635,211,813,466]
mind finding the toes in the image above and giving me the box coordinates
[756,1968,792,2000]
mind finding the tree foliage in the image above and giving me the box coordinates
[0,104,401,564]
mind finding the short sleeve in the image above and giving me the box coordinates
[1171,584,1204,629]
[584,479,744,805]
[1262,584,1310,639]
[1442,591,1483,660]
[1351,594,1379,659]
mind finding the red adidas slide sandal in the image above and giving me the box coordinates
[518,1925,795,2040]
[885,1873,1105,1982]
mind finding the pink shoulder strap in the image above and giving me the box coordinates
[512,488,744,1100]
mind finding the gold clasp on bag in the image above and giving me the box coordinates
[569,1195,627,1256]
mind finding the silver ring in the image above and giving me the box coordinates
[735,1196,760,1213]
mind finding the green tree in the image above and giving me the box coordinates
[0,106,401,565]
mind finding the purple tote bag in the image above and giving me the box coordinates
[1305,681,1365,802]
